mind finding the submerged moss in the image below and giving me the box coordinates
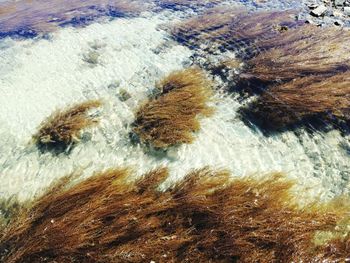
[171,8,301,56]
[32,100,102,153]
[132,68,214,148]
[240,73,350,131]
[0,167,349,262]
[241,25,350,85]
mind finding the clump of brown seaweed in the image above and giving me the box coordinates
[240,73,350,130]
[231,24,350,131]
[242,26,350,85]
[315,233,350,261]
[0,0,147,38]
[132,68,213,148]
[0,167,348,262]
[32,100,102,153]
[171,8,301,57]
[0,198,25,232]
[157,0,228,10]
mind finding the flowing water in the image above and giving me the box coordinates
[0,0,349,206]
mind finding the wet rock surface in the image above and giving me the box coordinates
[236,0,350,27]
[303,0,350,26]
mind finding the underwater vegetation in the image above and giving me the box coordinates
[173,8,350,132]
[316,233,350,261]
[171,8,350,93]
[171,6,241,47]
[0,0,147,39]
[242,25,350,85]
[132,68,213,148]
[236,25,350,131]
[156,0,227,10]
[0,167,349,262]
[240,73,350,130]
[1,3,350,262]
[0,198,24,232]
[32,100,102,153]
[171,8,301,57]
[0,0,242,39]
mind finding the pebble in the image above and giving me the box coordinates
[237,0,347,28]
[333,10,344,17]
[308,3,320,9]
[311,4,328,16]
[289,0,349,27]
[335,0,345,6]
[108,81,121,89]
[117,89,132,102]
[83,50,100,65]
[323,16,334,23]
[334,19,344,25]
[344,6,350,16]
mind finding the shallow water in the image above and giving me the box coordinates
[0,0,350,205]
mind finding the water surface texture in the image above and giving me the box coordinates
[0,0,349,205]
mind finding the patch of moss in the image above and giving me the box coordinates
[0,168,348,262]
[132,68,214,148]
[32,100,102,154]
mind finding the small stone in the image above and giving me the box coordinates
[83,50,100,65]
[334,0,345,6]
[117,88,131,102]
[334,19,344,26]
[323,16,334,24]
[344,6,350,15]
[152,47,161,54]
[308,3,319,9]
[108,81,121,89]
[311,5,327,16]
[333,10,344,17]
[81,132,92,142]
[305,16,317,24]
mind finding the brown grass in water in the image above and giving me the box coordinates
[0,167,348,262]
[242,73,350,130]
[132,68,213,148]
[0,198,26,233]
[243,26,350,84]
[171,8,300,55]
[32,100,102,151]
[0,0,147,37]
[157,0,227,9]
[314,233,350,261]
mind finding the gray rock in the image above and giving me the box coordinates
[305,14,320,24]
[311,4,328,16]
[344,6,350,15]
[108,81,121,89]
[81,132,92,142]
[332,9,344,17]
[334,0,345,6]
[308,3,319,9]
[334,19,345,25]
